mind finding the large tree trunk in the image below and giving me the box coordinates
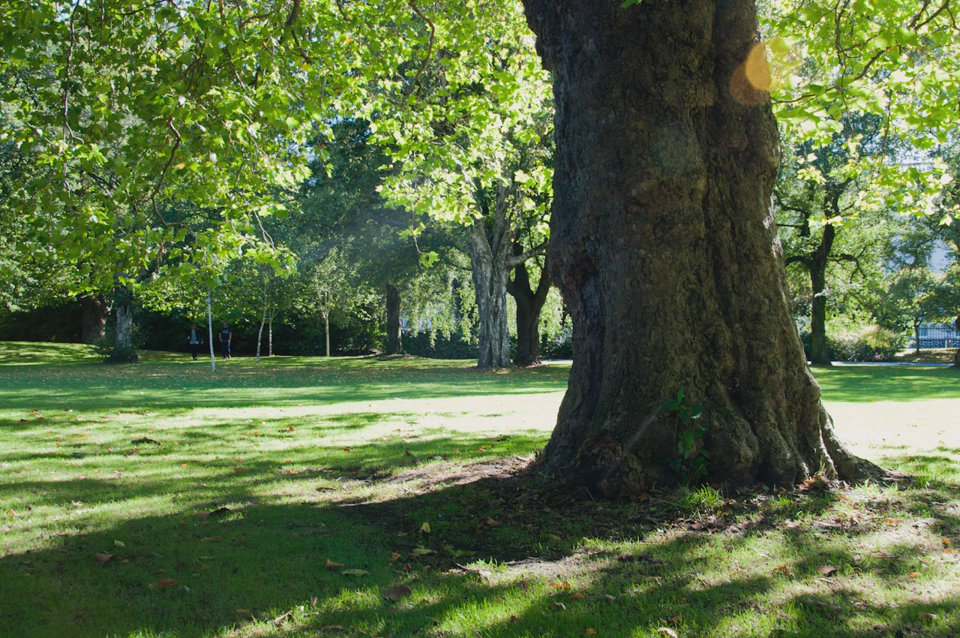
[507,248,551,367]
[809,224,835,365]
[109,288,138,363]
[385,284,402,355]
[79,295,110,345]
[523,0,867,498]
[467,221,512,368]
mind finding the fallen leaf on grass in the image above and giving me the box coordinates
[113,540,125,548]
[383,586,412,601]
[199,536,222,543]
[412,548,433,556]
[325,559,344,569]
[288,426,295,432]
[485,517,500,527]
[569,592,586,600]
[909,571,920,578]
[604,594,617,601]
[920,612,939,621]
[656,629,678,638]
[149,578,177,590]
[585,630,598,636]
[817,565,838,576]
[390,552,403,562]
[341,569,369,577]
[549,580,572,591]
[420,522,431,533]
[233,467,244,472]
[94,552,113,566]
[343,447,351,453]
[273,611,292,626]
[553,602,567,610]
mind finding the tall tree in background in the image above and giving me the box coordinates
[367,0,554,368]
[775,116,895,365]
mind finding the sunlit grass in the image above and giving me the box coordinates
[1,341,959,637]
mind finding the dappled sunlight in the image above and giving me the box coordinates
[3,352,960,635]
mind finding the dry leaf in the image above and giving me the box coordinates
[149,578,177,590]
[817,565,838,576]
[553,602,567,610]
[341,569,369,577]
[288,425,295,432]
[384,585,412,601]
[569,592,586,600]
[94,552,113,566]
[325,559,344,569]
[200,536,222,543]
[585,630,598,636]
[656,629,679,638]
[920,612,938,622]
[909,571,920,578]
[195,512,210,521]
[420,522,431,533]
[485,517,500,527]
[390,552,403,562]
[604,594,616,601]
[343,447,351,453]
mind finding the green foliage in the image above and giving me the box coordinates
[826,325,906,362]
[661,389,708,485]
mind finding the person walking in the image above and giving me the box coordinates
[219,322,232,360]
[187,324,202,360]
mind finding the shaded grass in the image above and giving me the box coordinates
[1,341,959,637]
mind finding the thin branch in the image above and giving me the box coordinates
[406,0,436,96]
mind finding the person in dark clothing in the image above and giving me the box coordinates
[187,324,202,360]
[219,322,232,359]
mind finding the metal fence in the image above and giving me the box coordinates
[909,323,960,349]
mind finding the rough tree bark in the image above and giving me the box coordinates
[80,294,111,345]
[523,0,869,498]
[507,246,551,366]
[385,284,402,355]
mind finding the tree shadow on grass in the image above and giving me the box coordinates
[3,443,960,637]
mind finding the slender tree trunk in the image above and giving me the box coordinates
[324,308,331,357]
[385,284,402,355]
[467,221,512,368]
[80,294,110,345]
[256,279,268,362]
[523,0,868,498]
[109,288,138,363]
[508,248,551,366]
[809,224,835,365]
[268,310,274,357]
[914,320,921,355]
[207,287,216,372]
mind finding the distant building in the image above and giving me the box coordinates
[909,322,959,349]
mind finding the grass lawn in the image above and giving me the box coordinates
[1,341,958,638]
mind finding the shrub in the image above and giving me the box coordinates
[829,325,904,362]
